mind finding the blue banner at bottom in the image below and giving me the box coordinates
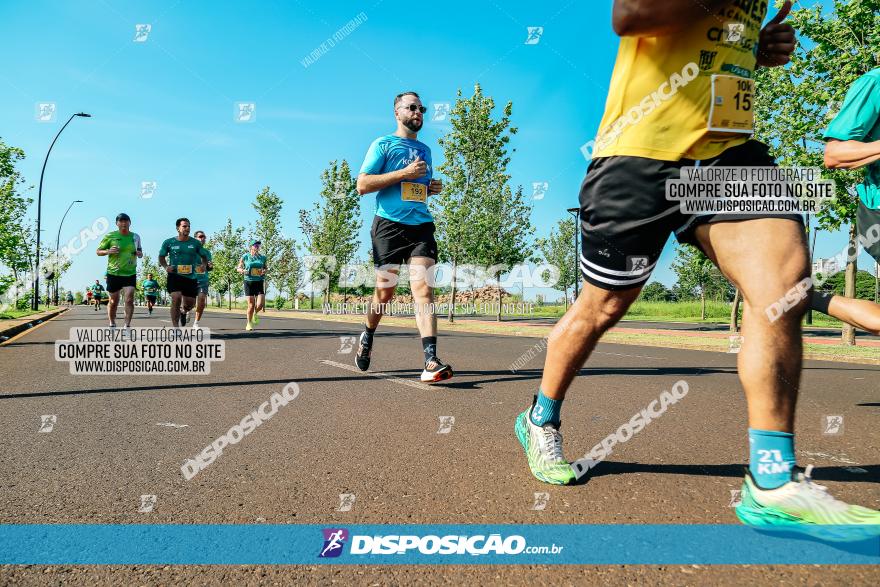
[0,524,878,565]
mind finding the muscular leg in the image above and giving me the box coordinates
[255,293,265,313]
[196,292,207,322]
[539,282,642,399]
[181,295,196,314]
[246,296,255,323]
[107,291,120,325]
[366,265,399,330]
[409,257,436,338]
[693,218,810,432]
[170,292,182,326]
[122,286,135,326]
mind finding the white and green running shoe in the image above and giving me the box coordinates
[736,465,880,535]
[515,403,576,486]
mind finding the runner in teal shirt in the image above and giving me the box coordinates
[237,241,267,330]
[142,273,160,315]
[824,67,880,211]
[817,67,880,338]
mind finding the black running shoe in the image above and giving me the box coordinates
[421,357,453,383]
[355,331,372,371]
[180,311,188,327]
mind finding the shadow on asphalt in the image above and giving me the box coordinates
[572,462,880,485]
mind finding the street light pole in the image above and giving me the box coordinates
[53,199,83,305]
[567,207,580,301]
[32,112,91,310]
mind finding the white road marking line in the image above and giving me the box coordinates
[157,422,188,428]
[319,359,435,391]
[799,450,858,465]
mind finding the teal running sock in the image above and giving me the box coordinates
[530,390,562,427]
[748,428,796,489]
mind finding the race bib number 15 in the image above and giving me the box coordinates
[708,75,754,134]
[401,182,427,202]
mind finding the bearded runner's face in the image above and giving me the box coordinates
[396,97,424,132]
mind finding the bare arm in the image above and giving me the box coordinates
[612,0,731,37]
[356,156,427,195]
[824,139,880,170]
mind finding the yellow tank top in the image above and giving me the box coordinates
[592,1,768,161]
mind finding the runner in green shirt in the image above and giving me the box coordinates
[818,67,880,336]
[192,230,214,329]
[96,213,143,327]
[158,217,208,327]
[142,273,160,315]
[89,280,105,312]
[237,241,267,331]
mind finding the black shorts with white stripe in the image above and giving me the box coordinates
[578,140,803,291]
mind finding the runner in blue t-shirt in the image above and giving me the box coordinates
[817,68,880,336]
[355,91,453,384]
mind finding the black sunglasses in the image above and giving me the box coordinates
[399,104,427,114]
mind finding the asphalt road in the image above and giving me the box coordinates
[1,306,878,585]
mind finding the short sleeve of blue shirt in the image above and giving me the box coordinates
[823,72,880,141]
[823,69,880,209]
[360,138,387,175]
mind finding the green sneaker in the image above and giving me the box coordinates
[736,465,880,538]
[515,403,576,486]
[252,311,260,325]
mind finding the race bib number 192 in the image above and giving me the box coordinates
[708,75,754,134]
[401,182,427,202]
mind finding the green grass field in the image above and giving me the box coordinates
[0,305,59,320]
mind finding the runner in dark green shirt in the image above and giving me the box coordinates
[158,217,208,327]
[96,213,142,327]
[142,273,160,315]
[89,280,105,312]
[192,229,214,329]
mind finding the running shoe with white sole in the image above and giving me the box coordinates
[736,465,880,537]
[245,321,253,331]
[252,312,260,326]
[421,357,453,383]
[515,403,576,486]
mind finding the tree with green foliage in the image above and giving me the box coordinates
[537,217,577,310]
[671,245,733,320]
[433,83,519,322]
[754,0,880,344]
[250,186,285,297]
[299,160,361,305]
[211,218,247,310]
[272,236,302,308]
[0,138,33,309]
[640,281,675,302]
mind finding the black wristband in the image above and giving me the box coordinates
[810,290,834,315]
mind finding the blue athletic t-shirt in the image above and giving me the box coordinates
[359,134,434,225]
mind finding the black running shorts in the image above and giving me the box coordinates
[106,274,136,293]
[243,280,264,297]
[167,272,198,298]
[371,216,438,266]
[578,140,804,291]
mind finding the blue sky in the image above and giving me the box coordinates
[1,0,875,299]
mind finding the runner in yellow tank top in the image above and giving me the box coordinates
[515,0,880,534]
